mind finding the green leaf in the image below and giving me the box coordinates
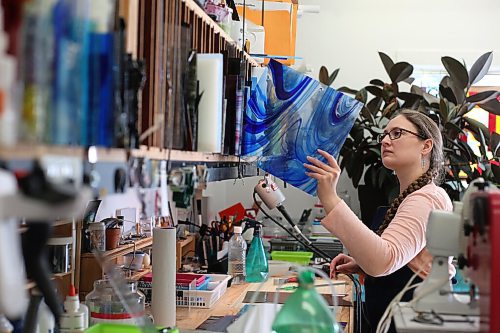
[477,128,488,158]
[378,166,387,189]
[356,88,368,104]
[403,77,415,85]
[338,86,358,95]
[491,132,500,157]
[410,85,425,96]
[370,79,385,86]
[389,62,414,83]
[450,82,466,104]
[439,99,449,122]
[328,68,340,85]
[439,85,458,105]
[478,99,500,116]
[319,66,329,85]
[366,86,384,98]
[398,92,422,105]
[361,106,376,125]
[466,90,499,104]
[351,150,365,187]
[457,104,469,117]
[442,56,469,89]
[379,52,395,78]
[492,163,500,184]
[469,52,493,85]
[382,101,398,118]
[367,97,383,116]
[464,116,491,144]
[444,121,462,140]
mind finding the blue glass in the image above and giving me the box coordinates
[242,60,363,195]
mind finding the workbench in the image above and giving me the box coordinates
[176,275,354,332]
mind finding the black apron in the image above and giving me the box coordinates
[364,266,422,333]
[363,206,423,333]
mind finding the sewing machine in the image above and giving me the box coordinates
[394,180,499,332]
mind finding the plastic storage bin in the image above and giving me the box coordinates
[270,251,313,265]
[175,274,231,308]
[85,323,179,333]
[138,274,230,308]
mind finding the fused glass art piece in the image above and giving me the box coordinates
[242,59,363,195]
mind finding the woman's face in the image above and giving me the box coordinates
[380,115,426,171]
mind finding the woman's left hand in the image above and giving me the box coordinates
[304,149,342,214]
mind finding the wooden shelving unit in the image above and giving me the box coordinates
[0,144,256,164]
[77,236,154,298]
[180,0,260,67]
[80,236,153,261]
[129,266,152,281]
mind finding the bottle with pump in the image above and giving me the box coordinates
[227,226,247,284]
[60,285,89,333]
[272,270,341,333]
[245,222,268,283]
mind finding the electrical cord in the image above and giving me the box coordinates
[253,191,367,333]
[252,192,332,262]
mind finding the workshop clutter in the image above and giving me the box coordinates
[138,273,231,308]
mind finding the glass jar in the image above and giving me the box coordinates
[85,279,145,325]
[88,222,106,252]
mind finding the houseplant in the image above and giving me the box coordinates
[330,52,500,224]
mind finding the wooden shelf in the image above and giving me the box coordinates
[0,144,255,164]
[181,0,260,67]
[81,236,153,261]
[128,266,152,281]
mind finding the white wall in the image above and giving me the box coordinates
[208,0,500,220]
[203,175,319,221]
[296,0,500,89]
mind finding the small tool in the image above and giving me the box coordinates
[273,277,298,285]
[276,282,347,291]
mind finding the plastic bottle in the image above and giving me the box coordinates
[37,300,55,333]
[0,314,13,333]
[60,285,89,333]
[227,226,247,284]
[245,223,268,283]
[272,270,342,333]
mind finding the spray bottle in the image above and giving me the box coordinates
[245,220,268,283]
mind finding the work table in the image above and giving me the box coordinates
[176,275,354,333]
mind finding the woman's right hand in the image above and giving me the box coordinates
[330,254,361,279]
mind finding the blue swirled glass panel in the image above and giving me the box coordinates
[242,59,363,195]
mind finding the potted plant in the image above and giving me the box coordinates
[326,52,500,225]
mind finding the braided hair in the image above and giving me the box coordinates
[376,169,433,235]
[376,109,444,236]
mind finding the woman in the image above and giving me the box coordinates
[304,109,454,332]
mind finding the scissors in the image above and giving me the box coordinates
[210,221,221,234]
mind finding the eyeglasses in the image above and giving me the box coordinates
[377,127,426,143]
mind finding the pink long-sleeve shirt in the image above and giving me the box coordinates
[321,183,454,279]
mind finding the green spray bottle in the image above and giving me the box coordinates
[245,221,268,283]
[272,270,342,333]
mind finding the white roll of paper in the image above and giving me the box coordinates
[196,53,224,153]
[152,227,176,327]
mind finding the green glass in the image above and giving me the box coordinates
[245,225,269,283]
[272,270,342,333]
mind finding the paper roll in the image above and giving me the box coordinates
[196,53,224,153]
[152,227,176,327]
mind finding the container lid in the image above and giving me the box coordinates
[88,222,105,230]
[47,237,73,245]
